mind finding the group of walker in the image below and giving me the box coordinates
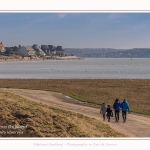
[100,99,130,123]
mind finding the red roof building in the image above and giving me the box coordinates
[0,42,4,47]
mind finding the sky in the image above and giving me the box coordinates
[1,12,150,49]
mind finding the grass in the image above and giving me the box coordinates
[0,79,150,115]
[0,90,124,137]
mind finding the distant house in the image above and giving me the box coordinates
[41,45,56,55]
[4,46,21,56]
[50,47,56,55]
[32,44,46,56]
[18,46,37,57]
[55,46,65,56]
[4,50,14,55]
[0,42,6,53]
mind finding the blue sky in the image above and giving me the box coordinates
[1,13,150,49]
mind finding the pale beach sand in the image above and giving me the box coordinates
[0,55,82,62]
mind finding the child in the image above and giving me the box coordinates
[106,105,113,122]
[100,103,107,121]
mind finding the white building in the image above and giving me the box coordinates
[56,49,65,56]
[18,46,37,57]
[50,49,56,55]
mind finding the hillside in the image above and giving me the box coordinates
[65,48,150,58]
[0,89,124,137]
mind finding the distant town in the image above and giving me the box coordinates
[0,42,150,59]
[0,42,72,59]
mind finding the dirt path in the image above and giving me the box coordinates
[3,88,150,137]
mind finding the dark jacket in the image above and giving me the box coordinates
[106,108,113,116]
[113,101,121,111]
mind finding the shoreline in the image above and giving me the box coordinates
[0,55,83,62]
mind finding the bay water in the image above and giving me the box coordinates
[0,58,149,79]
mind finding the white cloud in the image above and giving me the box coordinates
[107,13,122,20]
[58,13,66,18]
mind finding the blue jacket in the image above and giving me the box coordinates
[113,101,121,110]
[120,99,130,112]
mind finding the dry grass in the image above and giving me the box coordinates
[0,79,150,115]
[0,90,124,137]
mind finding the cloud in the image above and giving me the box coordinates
[58,13,66,18]
[107,13,122,20]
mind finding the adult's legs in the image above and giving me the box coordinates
[115,110,117,122]
[117,110,120,121]
[122,111,127,122]
[115,110,119,122]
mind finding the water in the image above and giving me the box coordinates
[0,58,149,79]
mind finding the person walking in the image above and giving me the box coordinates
[106,105,113,122]
[100,103,107,121]
[120,99,130,122]
[113,99,121,122]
